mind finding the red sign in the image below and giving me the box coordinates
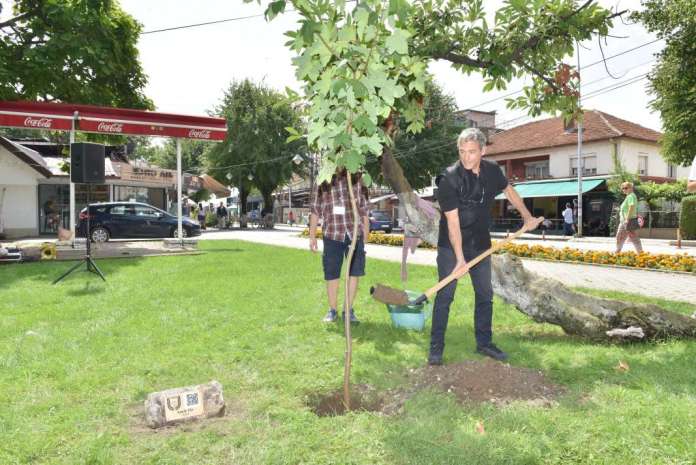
[0,112,73,131]
[78,118,226,141]
[0,101,227,141]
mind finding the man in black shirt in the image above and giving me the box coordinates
[429,128,539,365]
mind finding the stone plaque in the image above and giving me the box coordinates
[145,380,225,428]
[163,388,204,422]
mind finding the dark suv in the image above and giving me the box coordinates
[77,202,201,242]
[368,210,392,233]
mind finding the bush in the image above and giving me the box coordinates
[680,196,696,240]
[205,211,217,227]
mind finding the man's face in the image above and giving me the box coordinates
[458,140,484,169]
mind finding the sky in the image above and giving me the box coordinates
[3,0,665,131]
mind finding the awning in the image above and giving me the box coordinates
[200,174,231,197]
[495,179,605,200]
[0,101,227,141]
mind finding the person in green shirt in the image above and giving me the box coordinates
[615,181,643,253]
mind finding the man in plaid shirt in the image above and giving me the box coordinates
[309,170,370,324]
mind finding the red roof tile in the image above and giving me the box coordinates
[485,110,661,156]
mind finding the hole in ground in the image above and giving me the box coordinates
[307,384,384,417]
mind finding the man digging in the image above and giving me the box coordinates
[429,128,540,365]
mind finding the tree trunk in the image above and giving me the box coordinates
[379,146,696,342]
[240,188,249,215]
[261,191,274,216]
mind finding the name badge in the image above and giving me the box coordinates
[333,205,346,215]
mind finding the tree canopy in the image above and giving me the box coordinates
[0,0,152,109]
[206,79,307,214]
[633,0,696,166]
[246,0,623,185]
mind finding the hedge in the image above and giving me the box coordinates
[680,196,696,240]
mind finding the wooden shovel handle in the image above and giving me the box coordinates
[422,217,544,301]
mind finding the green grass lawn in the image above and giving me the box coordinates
[1,240,695,465]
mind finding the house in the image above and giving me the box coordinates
[483,110,691,235]
[0,137,52,238]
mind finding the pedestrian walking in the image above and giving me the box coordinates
[615,182,643,253]
[562,203,575,236]
[197,203,206,230]
[217,202,228,229]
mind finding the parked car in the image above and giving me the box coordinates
[77,202,201,242]
[368,210,392,234]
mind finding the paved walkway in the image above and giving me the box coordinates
[200,227,696,305]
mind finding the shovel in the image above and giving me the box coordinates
[370,217,544,307]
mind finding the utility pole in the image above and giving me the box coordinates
[576,42,583,237]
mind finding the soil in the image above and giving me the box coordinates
[308,360,565,417]
[410,359,565,406]
[308,384,384,417]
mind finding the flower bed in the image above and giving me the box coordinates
[300,228,695,273]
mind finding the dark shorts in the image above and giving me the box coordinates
[322,235,366,281]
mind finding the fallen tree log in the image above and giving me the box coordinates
[380,146,696,341]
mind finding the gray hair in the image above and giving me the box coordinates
[457,127,486,149]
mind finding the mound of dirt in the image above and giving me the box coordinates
[411,359,565,405]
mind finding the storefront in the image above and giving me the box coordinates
[4,144,185,236]
[492,177,613,235]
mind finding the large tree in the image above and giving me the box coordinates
[0,0,152,108]
[206,79,306,217]
[633,0,696,166]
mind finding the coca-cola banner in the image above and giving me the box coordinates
[0,113,73,131]
[79,118,226,140]
[0,101,227,141]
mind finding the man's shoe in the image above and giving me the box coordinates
[476,343,508,361]
[323,309,338,323]
[428,351,443,366]
[341,309,360,325]
[428,344,444,366]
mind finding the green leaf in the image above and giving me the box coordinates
[362,172,373,187]
[349,79,369,99]
[317,158,337,184]
[265,1,286,21]
[379,81,406,106]
[353,114,377,134]
[385,28,410,55]
[341,149,363,173]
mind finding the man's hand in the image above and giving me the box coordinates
[454,257,467,275]
[522,215,543,232]
[309,237,318,253]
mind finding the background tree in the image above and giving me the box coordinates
[0,0,152,109]
[139,138,210,174]
[365,77,460,190]
[207,79,306,217]
[632,0,696,166]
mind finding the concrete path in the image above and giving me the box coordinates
[200,227,696,305]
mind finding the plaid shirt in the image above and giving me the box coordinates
[310,176,369,241]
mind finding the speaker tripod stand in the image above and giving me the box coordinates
[53,184,106,284]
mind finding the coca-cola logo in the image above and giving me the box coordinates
[97,122,124,133]
[188,129,211,139]
[24,117,53,129]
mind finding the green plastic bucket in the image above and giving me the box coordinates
[386,290,432,331]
